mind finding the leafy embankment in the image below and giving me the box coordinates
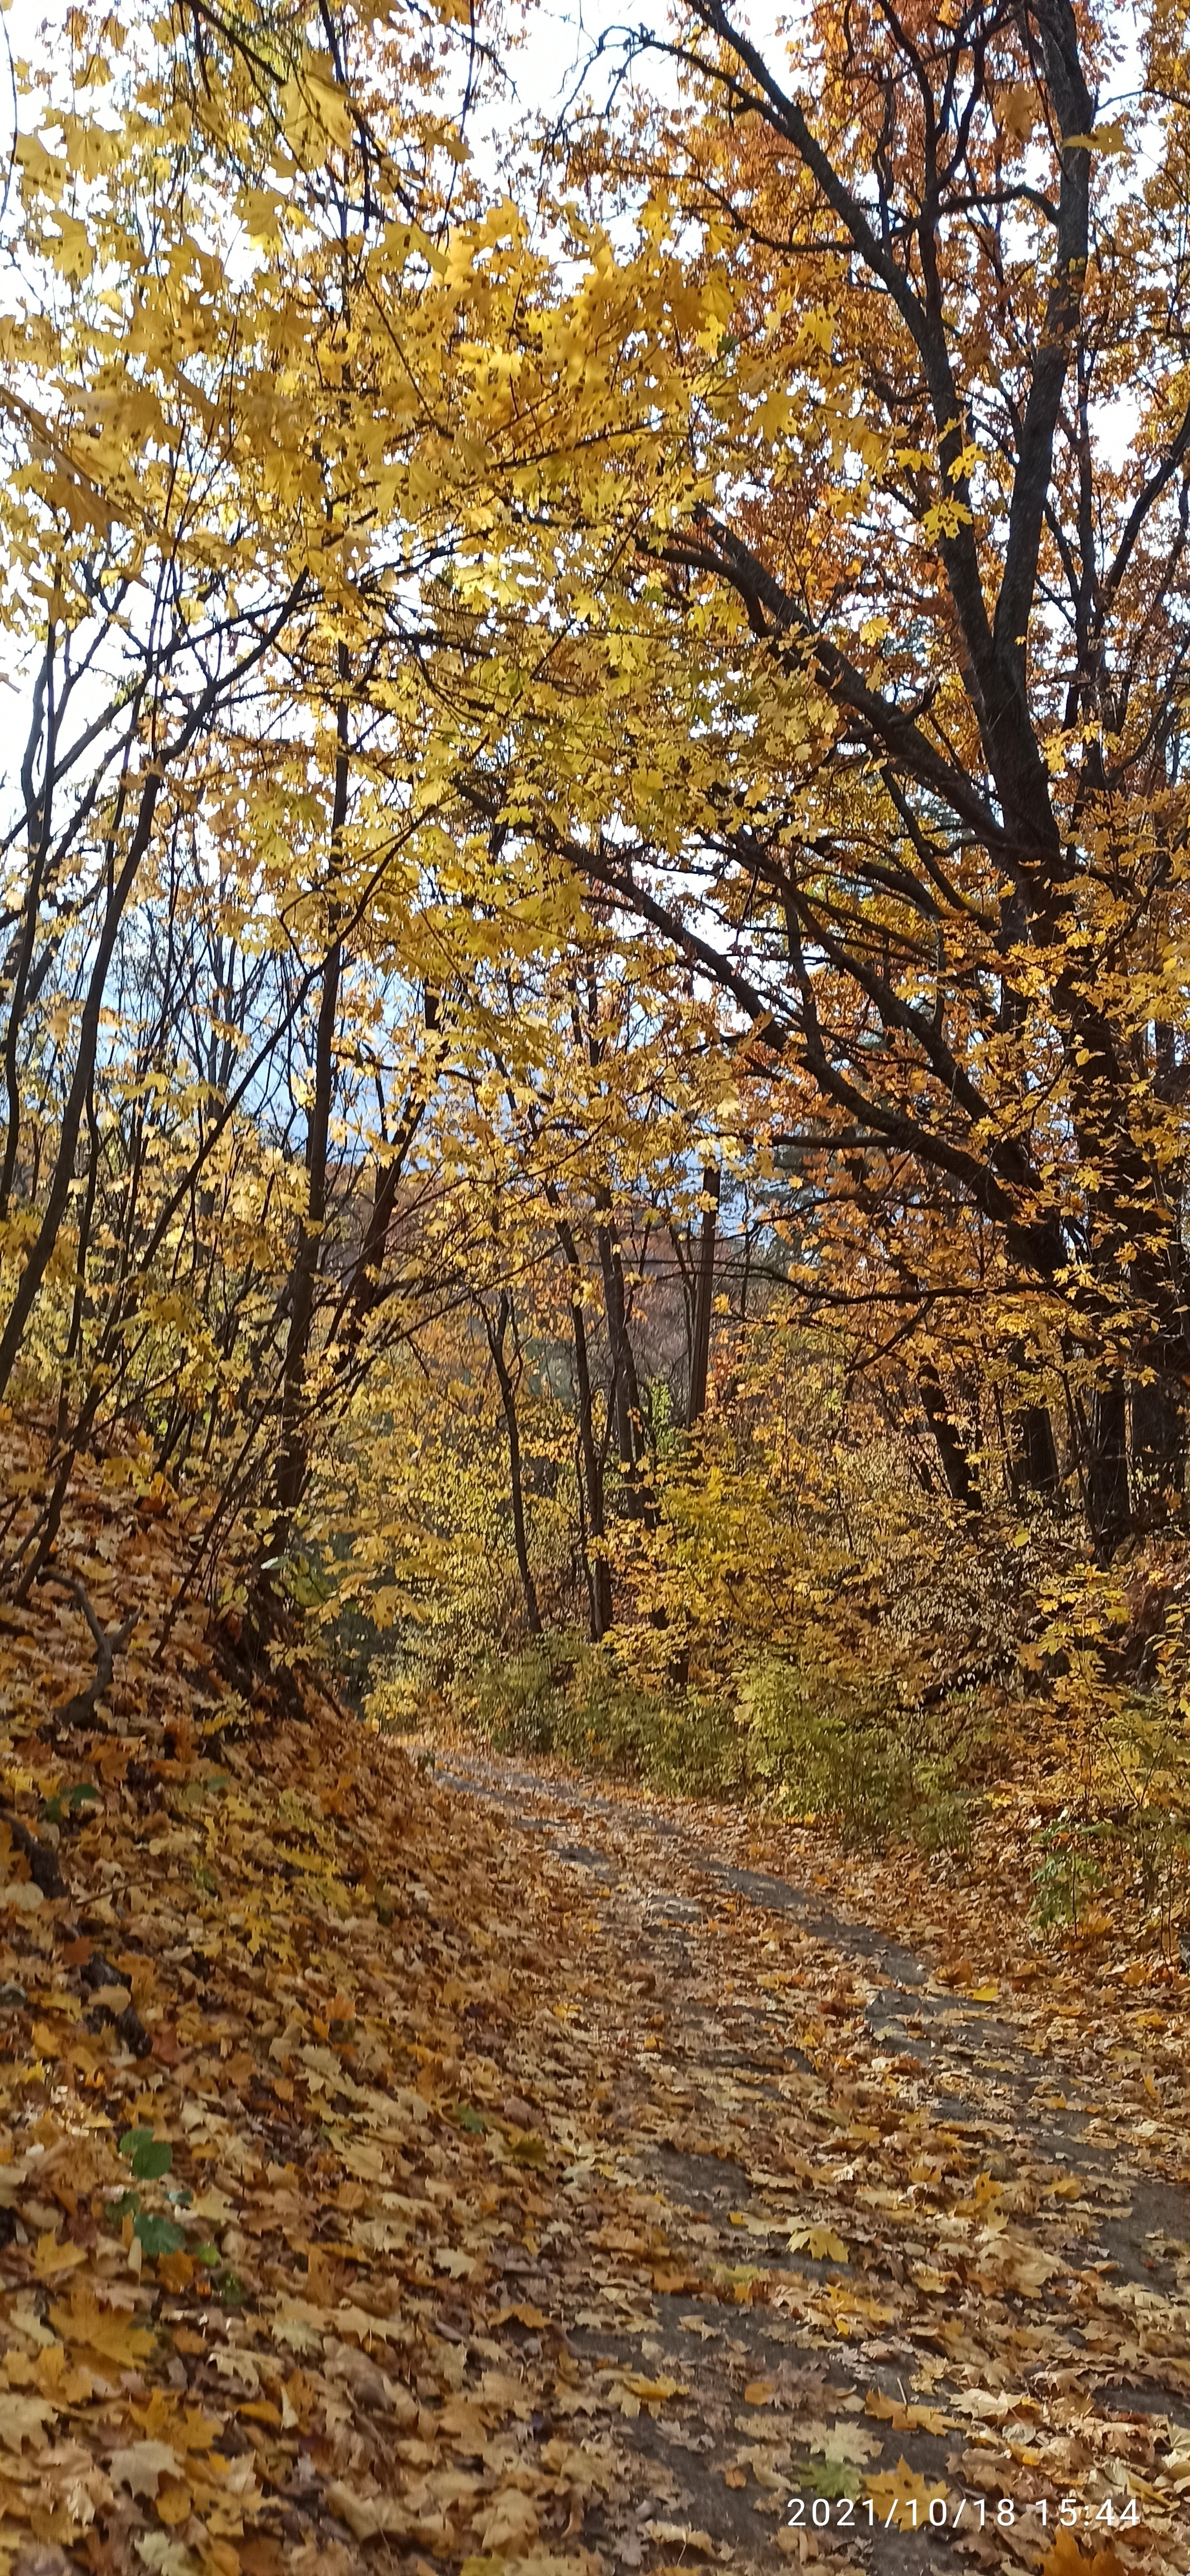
[0,1429,1187,2576]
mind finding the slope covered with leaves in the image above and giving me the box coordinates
[0,1427,1185,2576]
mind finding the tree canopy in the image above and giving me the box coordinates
[4,0,1190,1744]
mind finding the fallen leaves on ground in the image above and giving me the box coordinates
[0,1429,1185,2574]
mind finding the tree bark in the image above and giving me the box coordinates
[0,766,162,1401]
[1012,1402,1060,1499]
[340,990,439,1348]
[55,1080,101,1443]
[1085,1376,1131,1558]
[1130,1352,1187,1529]
[917,1361,981,1510]
[272,653,349,1546]
[1,630,59,1221]
[596,1199,656,1528]
[485,1291,543,1637]
[687,1165,719,1425]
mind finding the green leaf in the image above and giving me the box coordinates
[103,2190,140,2224]
[119,2127,172,2180]
[134,2213,186,2256]
[192,2241,221,2266]
[509,2131,548,2166]
[454,2104,488,2133]
[214,2267,246,2306]
[789,2459,861,2501]
[44,1783,99,1824]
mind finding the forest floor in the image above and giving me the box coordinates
[0,1434,1188,2576]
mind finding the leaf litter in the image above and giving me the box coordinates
[0,1439,1186,2576]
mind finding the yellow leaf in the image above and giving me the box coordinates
[1041,2531,1126,2576]
[32,2231,88,2279]
[788,2226,848,2263]
[865,2389,949,2434]
[864,2457,947,2531]
[49,2286,156,2367]
[156,2473,193,2527]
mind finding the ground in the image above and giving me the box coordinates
[0,1448,1187,2576]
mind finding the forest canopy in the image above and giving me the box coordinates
[3,0,1190,1861]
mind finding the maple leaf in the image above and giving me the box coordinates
[132,2389,222,2452]
[799,2416,881,2465]
[0,2391,58,2450]
[865,2389,949,2435]
[863,2457,948,2531]
[1040,2533,1126,2576]
[109,2438,183,2497]
[49,2287,156,2367]
[31,2230,88,2278]
[472,2488,540,2554]
[787,2226,848,2263]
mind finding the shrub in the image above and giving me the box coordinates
[447,1635,983,1853]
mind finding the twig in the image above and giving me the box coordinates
[45,1577,135,1728]
[0,1805,66,1901]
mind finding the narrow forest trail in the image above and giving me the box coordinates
[421,1743,1190,2576]
[2,1492,1189,2576]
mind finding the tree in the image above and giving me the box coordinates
[445,0,1190,1554]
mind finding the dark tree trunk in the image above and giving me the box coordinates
[0,769,162,1400]
[596,1201,656,1530]
[341,990,440,1349]
[1130,1352,1187,1529]
[917,1362,981,1510]
[1007,1351,1060,1500]
[56,1081,101,1443]
[485,1291,543,1638]
[569,1284,612,1640]
[687,1165,719,1425]
[544,1191,612,1640]
[273,655,349,1546]
[1015,1403,1060,1496]
[1085,1375,1131,1558]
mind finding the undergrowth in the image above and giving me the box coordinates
[433,1634,988,1857]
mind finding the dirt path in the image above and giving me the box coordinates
[2,1581,1188,2576]
[429,1743,1190,2575]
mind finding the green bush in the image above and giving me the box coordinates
[451,1635,981,1853]
[735,1658,981,1854]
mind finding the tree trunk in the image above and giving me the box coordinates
[687,1164,719,1425]
[571,1285,612,1639]
[1,632,59,1221]
[917,1362,981,1510]
[272,655,349,1547]
[596,1201,656,1528]
[55,1081,101,1442]
[1130,1351,1187,1529]
[0,767,162,1400]
[544,1193,612,1640]
[340,991,439,1348]
[1005,1338,1060,1502]
[1012,1402,1060,1497]
[1085,1375,1131,1558]
[485,1292,543,1637]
